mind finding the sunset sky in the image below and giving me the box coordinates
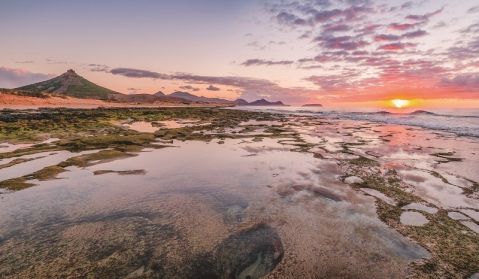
[1,0,478,107]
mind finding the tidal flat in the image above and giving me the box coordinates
[0,108,478,278]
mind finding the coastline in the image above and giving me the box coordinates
[0,107,478,278]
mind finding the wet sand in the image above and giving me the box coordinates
[0,109,477,278]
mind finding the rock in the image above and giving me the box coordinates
[214,224,283,279]
[344,176,364,184]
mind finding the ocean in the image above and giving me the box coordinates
[233,106,479,138]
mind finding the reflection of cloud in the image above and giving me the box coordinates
[0,67,53,88]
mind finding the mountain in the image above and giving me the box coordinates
[169,91,232,104]
[302,103,322,107]
[114,92,192,104]
[115,93,160,103]
[16,69,121,100]
[247,98,287,106]
[234,98,249,105]
[153,91,165,97]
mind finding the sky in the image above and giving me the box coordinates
[0,0,479,108]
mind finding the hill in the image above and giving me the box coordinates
[245,98,287,106]
[169,91,232,104]
[16,69,121,100]
[302,103,322,107]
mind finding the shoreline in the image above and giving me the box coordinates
[0,107,478,278]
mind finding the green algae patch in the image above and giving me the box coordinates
[60,149,137,168]
[349,155,379,167]
[58,134,156,152]
[0,178,34,191]
[378,202,479,278]
[29,165,66,181]
[0,149,141,191]
[0,157,38,170]
[341,157,479,278]
[0,144,60,160]
[0,165,66,191]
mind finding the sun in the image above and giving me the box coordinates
[391,99,410,109]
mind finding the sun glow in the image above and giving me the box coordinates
[391,99,410,108]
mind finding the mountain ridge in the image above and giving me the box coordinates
[16,69,122,100]
[11,69,288,106]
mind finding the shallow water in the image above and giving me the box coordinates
[3,111,479,278]
[400,211,429,226]
[0,138,429,278]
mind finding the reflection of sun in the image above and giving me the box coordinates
[391,99,409,108]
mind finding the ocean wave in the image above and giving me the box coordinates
[233,106,479,138]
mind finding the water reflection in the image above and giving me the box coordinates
[0,138,428,278]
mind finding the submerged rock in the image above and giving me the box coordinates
[185,223,284,279]
[214,224,284,279]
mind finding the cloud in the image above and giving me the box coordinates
[432,21,447,29]
[206,85,220,91]
[377,42,416,51]
[45,58,71,64]
[388,22,421,31]
[110,68,168,79]
[15,60,34,64]
[322,23,351,33]
[241,59,294,66]
[276,11,310,26]
[441,73,479,90]
[103,66,318,103]
[405,7,443,22]
[263,1,479,102]
[311,6,372,23]
[88,64,110,72]
[468,5,479,14]
[127,87,142,93]
[0,67,53,88]
[374,34,401,42]
[374,30,427,42]
[180,85,200,91]
[314,35,369,50]
[311,9,343,23]
[401,30,428,39]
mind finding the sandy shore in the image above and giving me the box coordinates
[0,93,227,109]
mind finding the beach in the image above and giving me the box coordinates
[0,107,478,278]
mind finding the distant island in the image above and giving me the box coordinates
[302,104,322,107]
[235,98,287,106]
[409,110,437,115]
